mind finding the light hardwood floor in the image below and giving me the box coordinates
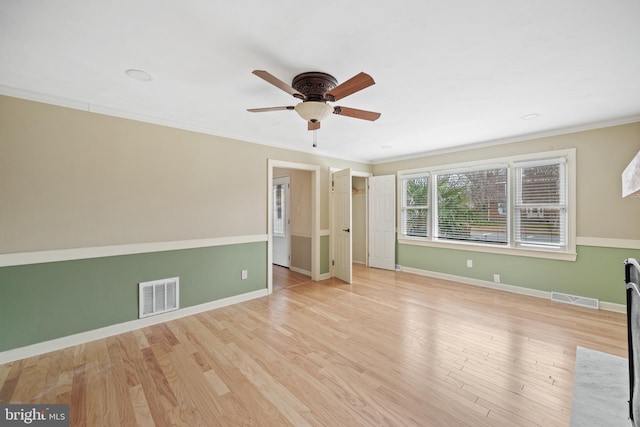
[0,264,627,426]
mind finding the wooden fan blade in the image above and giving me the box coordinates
[333,106,381,121]
[308,121,321,131]
[252,70,306,100]
[324,72,375,102]
[247,106,295,112]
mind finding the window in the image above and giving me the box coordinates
[514,158,566,249]
[273,183,286,237]
[398,149,574,259]
[435,166,507,244]
[401,174,429,237]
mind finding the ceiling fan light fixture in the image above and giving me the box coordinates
[295,101,334,122]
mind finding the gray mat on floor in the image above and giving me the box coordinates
[570,346,630,426]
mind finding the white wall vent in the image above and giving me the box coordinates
[550,291,599,309]
[139,277,180,318]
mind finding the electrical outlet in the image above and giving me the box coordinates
[467,259,473,268]
[241,270,248,280]
[493,274,500,283]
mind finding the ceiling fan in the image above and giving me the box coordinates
[247,70,381,131]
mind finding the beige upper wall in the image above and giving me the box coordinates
[0,95,371,253]
[373,122,640,240]
[4,94,639,253]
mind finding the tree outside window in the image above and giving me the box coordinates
[436,168,507,244]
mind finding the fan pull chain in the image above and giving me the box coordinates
[313,129,318,148]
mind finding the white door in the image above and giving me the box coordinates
[273,176,290,267]
[369,175,396,270]
[333,168,352,283]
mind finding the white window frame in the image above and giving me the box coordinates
[432,163,509,246]
[400,172,430,238]
[397,149,577,261]
[513,157,567,251]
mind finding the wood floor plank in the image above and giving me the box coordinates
[203,369,230,396]
[148,342,208,427]
[112,333,143,389]
[136,346,177,427]
[105,336,138,426]
[0,362,12,390]
[0,264,627,426]
[70,363,87,427]
[115,332,173,426]
[221,312,369,426]
[128,384,155,427]
[10,355,50,403]
[54,348,75,404]
[0,360,23,403]
[178,316,292,426]
[85,340,111,427]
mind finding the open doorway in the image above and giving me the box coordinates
[268,160,320,294]
[329,168,371,284]
[272,175,291,268]
[352,175,367,266]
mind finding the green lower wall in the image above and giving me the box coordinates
[7,238,627,352]
[398,243,640,305]
[321,235,330,274]
[0,242,267,352]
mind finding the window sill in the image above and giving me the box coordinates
[398,237,577,261]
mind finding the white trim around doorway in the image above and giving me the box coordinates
[268,160,321,294]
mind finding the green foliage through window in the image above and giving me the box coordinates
[436,168,507,244]
[401,176,428,237]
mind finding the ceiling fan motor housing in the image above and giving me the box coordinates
[248,69,380,128]
[292,72,338,102]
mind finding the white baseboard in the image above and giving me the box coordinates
[318,272,332,281]
[599,301,626,313]
[398,266,626,314]
[289,266,311,277]
[0,288,269,365]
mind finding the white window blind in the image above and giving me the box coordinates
[435,167,508,244]
[401,174,429,237]
[514,159,566,249]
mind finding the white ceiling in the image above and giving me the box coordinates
[1,0,639,163]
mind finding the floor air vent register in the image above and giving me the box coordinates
[139,277,179,318]
[550,292,599,309]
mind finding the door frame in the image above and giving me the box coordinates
[268,160,320,294]
[328,167,372,278]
